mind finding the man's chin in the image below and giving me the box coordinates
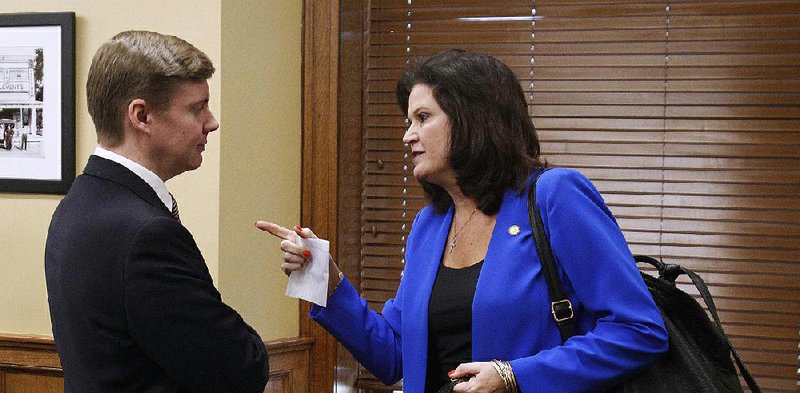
[190,155,203,169]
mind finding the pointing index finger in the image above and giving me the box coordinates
[255,221,295,241]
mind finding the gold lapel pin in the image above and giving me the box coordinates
[508,225,521,236]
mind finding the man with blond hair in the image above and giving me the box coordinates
[45,30,269,393]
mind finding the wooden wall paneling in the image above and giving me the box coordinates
[0,335,62,393]
[336,0,368,391]
[301,1,340,392]
[0,334,313,393]
[264,337,314,393]
[2,372,63,393]
[0,335,61,371]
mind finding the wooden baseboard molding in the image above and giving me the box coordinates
[0,334,61,374]
[264,336,314,393]
[0,333,314,393]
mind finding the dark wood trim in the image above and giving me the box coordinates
[265,336,314,355]
[0,334,61,374]
[335,0,367,390]
[265,370,292,393]
[264,337,314,393]
[0,334,314,393]
[301,1,340,392]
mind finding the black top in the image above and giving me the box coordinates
[425,260,484,393]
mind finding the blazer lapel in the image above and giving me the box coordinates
[83,155,170,215]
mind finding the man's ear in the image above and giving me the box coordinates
[127,99,150,133]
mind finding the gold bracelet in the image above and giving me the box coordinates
[491,359,519,393]
[329,270,344,298]
[491,360,512,392]
[504,360,519,393]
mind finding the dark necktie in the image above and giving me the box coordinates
[170,194,181,222]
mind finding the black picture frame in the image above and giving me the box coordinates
[0,12,75,194]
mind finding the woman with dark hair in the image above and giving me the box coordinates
[258,49,667,393]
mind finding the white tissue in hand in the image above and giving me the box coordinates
[285,234,330,307]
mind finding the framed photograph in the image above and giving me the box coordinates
[0,12,74,194]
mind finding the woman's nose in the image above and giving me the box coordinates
[402,125,416,144]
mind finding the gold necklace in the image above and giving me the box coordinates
[448,207,479,254]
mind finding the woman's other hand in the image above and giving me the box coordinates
[450,362,506,393]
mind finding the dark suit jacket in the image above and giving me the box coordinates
[45,155,269,393]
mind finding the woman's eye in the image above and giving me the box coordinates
[418,113,428,122]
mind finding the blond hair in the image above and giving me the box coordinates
[86,30,215,146]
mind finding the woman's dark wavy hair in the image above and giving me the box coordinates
[397,49,545,214]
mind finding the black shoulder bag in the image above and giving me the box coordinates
[527,173,762,393]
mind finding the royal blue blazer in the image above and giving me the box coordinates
[312,168,668,393]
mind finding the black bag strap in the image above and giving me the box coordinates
[526,171,762,393]
[668,261,762,393]
[526,169,577,342]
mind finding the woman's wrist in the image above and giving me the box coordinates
[327,257,343,297]
[491,359,519,393]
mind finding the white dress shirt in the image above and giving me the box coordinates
[93,146,174,212]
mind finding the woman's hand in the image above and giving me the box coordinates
[450,362,506,393]
[255,221,316,276]
[255,221,343,296]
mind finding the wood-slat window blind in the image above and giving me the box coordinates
[356,1,799,392]
[662,3,799,390]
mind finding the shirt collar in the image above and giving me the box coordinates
[93,146,173,211]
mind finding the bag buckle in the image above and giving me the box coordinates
[551,299,574,323]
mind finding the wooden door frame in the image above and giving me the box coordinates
[301,1,390,391]
[300,1,341,392]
